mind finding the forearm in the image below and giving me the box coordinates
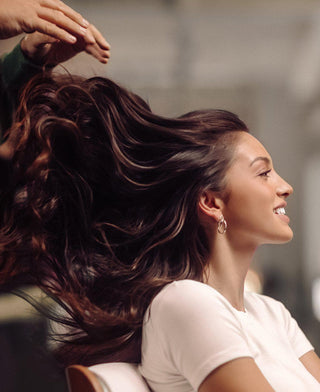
[300,350,320,383]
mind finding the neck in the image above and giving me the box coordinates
[204,233,257,312]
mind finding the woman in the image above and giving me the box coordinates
[0,71,319,391]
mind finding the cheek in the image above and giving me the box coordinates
[224,186,273,226]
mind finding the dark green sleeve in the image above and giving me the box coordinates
[0,43,44,139]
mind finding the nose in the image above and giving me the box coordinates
[276,173,293,198]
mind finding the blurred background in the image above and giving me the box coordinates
[1,0,320,390]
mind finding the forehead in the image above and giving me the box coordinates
[233,132,271,165]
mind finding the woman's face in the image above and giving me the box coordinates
[222,132,293,248]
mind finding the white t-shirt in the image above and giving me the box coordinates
[139,280,319,392]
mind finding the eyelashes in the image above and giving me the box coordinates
[259,169,272,178]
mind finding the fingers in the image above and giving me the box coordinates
[79,25,96,45]
[82,24,110,64]
[81,35,110,64]
[0,0,92,41]
[19,2,111,65]
[33,7,88,40]
[89,24,110,50]
[21,0,90,43]
[85,44,110,64]
[22,17,78,43]
[22,31,57,50]
[44,0,89,28]
[20,32,57,63]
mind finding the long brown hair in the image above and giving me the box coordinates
[0,73,248,365]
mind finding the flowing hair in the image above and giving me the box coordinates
[0,73,248,365]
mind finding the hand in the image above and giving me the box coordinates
[20,24,110,65]
[0,0,89,43]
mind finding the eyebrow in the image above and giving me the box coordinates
[249,156,271,167]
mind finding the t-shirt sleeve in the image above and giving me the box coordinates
[279,301,314,358]
[149,281,253,390]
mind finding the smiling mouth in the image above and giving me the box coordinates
[273,207,286,215]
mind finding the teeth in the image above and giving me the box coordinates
[274,207,286,215]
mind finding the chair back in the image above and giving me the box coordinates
[66,365,105,392]
[90,362,151,392]
[66,362,151,392]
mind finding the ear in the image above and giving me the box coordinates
[198,190,224,222]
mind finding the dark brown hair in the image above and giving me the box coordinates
[0,74,248,365]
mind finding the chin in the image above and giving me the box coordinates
[271,228,294,244]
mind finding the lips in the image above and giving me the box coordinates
[273,206,290,224]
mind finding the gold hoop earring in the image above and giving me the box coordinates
[217,215,227,234]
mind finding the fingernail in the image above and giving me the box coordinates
[83,19,90,27]
[79,26,87,35]
[68,35,77,43]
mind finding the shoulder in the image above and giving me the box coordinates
[141,281,254,392]
[154,279,213,301]
[245,291,286,309]
[152,279,226,308]
[149,280,236,324]
[244,291,290,321]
